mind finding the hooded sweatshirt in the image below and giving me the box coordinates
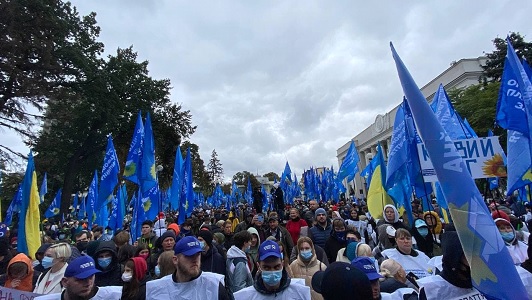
[494,218,528,264]
[226,245,253,293]
[5,253,34,292]
[93,241,122,287]
[247,227,261,277]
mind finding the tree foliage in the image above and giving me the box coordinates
[482,32,532,83]
[207,149,223,185]
[180,141,212,195]
[262,172,280,182]
[0,0,104,166]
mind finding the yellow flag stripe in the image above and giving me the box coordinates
[25,171,41,259]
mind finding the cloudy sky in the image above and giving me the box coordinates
[6,1,532,181]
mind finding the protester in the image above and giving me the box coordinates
[33,244,51,273]
[137,221,157,251]
[324,219,347,263]
[303,200,319,227]
[75,230,92,254]
[197,230,226,276]
[154,251,175,279]
[34,255,122,300]
[312,262,372,300]
[289,237,326,300]
[378,259,410,293]
[34,242,72,294]
[308,208,332,249]
[233,240,311,299]
[145,236,229,300]
[226,230,253,293]
[286,208,309,246]
[493,211,528,264]
[92,241,122,286]
[3,253,35,292]
[120,257,148,300]
[382,228,431,279]
[247,227,261,277]
[265,213,294,256]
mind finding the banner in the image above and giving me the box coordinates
[417,136,506,182]
[0,286,41,300]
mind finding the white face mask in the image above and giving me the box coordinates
[121,272,133,282]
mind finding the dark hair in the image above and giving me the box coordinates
[233,231,252,249]
[122,260,140,299]
[134,243,150,256]
[92,226,103,234]
[142,220,153,227]
[75,230,92,240]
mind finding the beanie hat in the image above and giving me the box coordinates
[213,232,225,244]
[491,210,510,222]
[197,230,213,247]
[315,208,327,218]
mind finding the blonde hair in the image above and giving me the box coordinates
[357,244,372,257]
[49,242,72,261]
[379,259,403,280]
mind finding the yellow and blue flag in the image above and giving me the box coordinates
[17,152,41,259]
[39,172,47,204]
[391,42,527,299]
[367,143,394,220]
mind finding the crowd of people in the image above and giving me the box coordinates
[0,195,531,300]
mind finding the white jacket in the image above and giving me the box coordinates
[417,275,484,300]
[146,272,224,300]
[234,281,311,300]
[382,248,432,278]
[35,286,122,300]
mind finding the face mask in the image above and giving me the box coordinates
[245,245,251,253]
[335,231,346,241]
[154,265,161,277]
[58,234,66,240]
[76,241,89,252]
[139,253,149,260]
[41,256,54,269]
[501,232,515,243]
[121,272,133,282]
[261,269,283,286]
[199,241,206,250]
[418,227,429,237]
[300,249,313,260]
[107,230,114,236]
[98,257,112,269]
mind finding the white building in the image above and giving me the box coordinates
[336,56,487,198]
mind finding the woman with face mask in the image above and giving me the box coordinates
[493,214,528,265]
[323,219,348,263]
[289,237,326,300]
[33,243,72,294]
[121,257,148,300]
[411,219,437,258]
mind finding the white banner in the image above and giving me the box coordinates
[417,136,506,182]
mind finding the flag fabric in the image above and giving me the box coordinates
[338,141,360,182]
[178,148,193,224]
[140,113,157,194]
[386,101,414,226]
[366,143,394,220]
[360,157,378,188]
[124,112,144,184]
[72,193,79,214]
[131,189,145,242]
[169,146,183,211]
[98,135,119,210]
[430,84,472,139]
[5,184,22,226]
[86,170,98,227]
[77,194,86,220]
[109,184,126,230]
[487,130,499,190]
[45,189,62,218]
[463,118,478,138]
[391,42,527,299]
[39,172,47,204]
[17,152,41,258]
[496,47,532,195]
[280,161,292,191]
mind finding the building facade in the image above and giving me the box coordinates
[336,56,487,198]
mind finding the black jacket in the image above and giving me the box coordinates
[92,241,123,287]
[200,245,226,276]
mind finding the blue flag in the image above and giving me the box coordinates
[140,113,157,194]
[391,42,527,299]
[86,170,98,227]
[124,112,144,184]
[280,161,292,191]
[486,130,500,190]
[98,135,119,209]
[45,189,62,218]
[5,184,22,226]
[109,184,126,230]
[170,146,183,211]
[463,118,478,138]
[337,141,360,182]
[131,189,145,242]
[39,172,47,204]
[77,194,86,220]
[178,148,193,224]
[430,84,473,139]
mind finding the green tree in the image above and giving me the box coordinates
[262,172,279,182]
[482,32,532,83]
[207,149,223,185]
[180,141,212,195]
[0,0,103,166]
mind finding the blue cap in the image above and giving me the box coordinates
[259,240,282,261]
[174,236,202,256]
[415,219,427,228]
[351,257,383,281]
[64,255,101,279]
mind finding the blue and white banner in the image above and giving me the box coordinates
[417,136,506,182]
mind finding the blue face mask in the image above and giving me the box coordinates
[300,249,313,260]
[418,227,429,237]
[335,231,346,241]
[261,269,283,286]
[154,265,161,277]
[98,257,112,269]
[41,256,54,269]
[501,232,515,243]
[199,241,206,250]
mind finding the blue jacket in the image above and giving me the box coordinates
[309,221,332,249]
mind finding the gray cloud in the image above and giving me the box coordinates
[5,0,532,179]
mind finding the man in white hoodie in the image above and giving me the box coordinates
[226,230,254,293]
